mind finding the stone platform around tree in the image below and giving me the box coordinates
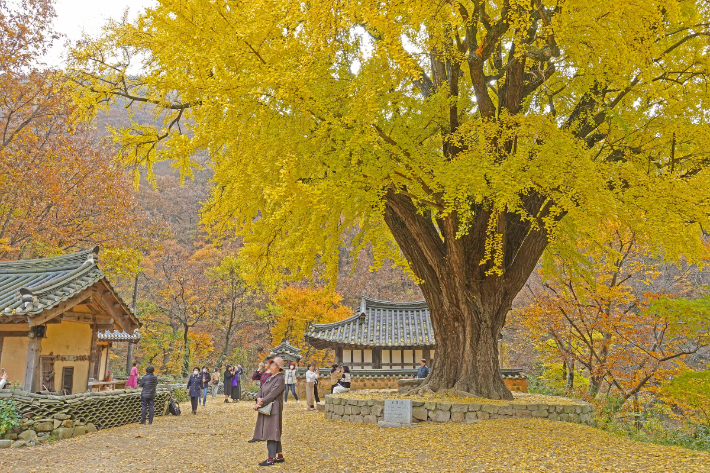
[323,393,595,426]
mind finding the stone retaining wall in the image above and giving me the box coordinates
[0,388,171,448]
[323,395,594,426]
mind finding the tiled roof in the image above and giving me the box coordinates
[0,247,133,319]
[269,339,303,361]
[98,329,141,341]
[305,296,434,349]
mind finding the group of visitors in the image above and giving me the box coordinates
[127,356,393,467]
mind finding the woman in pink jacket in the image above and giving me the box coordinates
[125,362,139,388]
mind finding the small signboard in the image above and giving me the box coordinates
[383,399,413,424]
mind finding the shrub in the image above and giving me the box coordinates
[0,400,20,435]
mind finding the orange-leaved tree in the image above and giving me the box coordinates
[269,286,351,366]
[0,0,142,265]
[517,223,710,403]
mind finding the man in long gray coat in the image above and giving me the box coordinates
[253,356,286,466]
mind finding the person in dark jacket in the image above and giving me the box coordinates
[187,366,203,414]
[139,366,158,425]
[223,365,234,403]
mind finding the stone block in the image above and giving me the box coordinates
[18,430,36,440]
[363,415,378,424]
[372,405,383,416]
[526,404,539,411]
[429,409,451,423]
[498,407,514,416]
[86,423,97,433]
[412,401,424,407]
[569,413,580,423]
[481,404,499,414]
[360,406,370,415]
[559,413,569,421]
[334,405,344,416]
[532,410,548,418]
[331,414,342,421]
[518,410,532,418]
[4,434,17,440]
[342,415,351,422]
[54,419,61,429]
[437,402,452,411]
[513,404,528,411]
[34,422,54,432]
[575,406,583,414]
[412,407,428,421]
[451,403,468,413]
[464,412,478,423]
[357,399,368,406]
[60,420,73,428]
[367,399,375,406]
[52,427,73,440]
[477,412,489,420]
[351,406,361,415]
[12,441,25,448]
[563,405,575,414]
[0,440,11,448]
[451,412,465,423]
[73,426,87,436]
[351,415,364,424]
[468,403,481,411]
[348,399,358,406]
[53,413,69,420]
[549,413,559,421]
[423,401,437,410]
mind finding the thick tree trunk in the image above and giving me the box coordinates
[384,191,550,400]
[182,323,191,378]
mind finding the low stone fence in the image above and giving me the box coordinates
[323,394,595,426]
[0,388,171,448]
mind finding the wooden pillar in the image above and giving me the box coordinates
[334,347,342,364]
[23,332,42,392]
[373,347,382,369]
[87,324,98,385]
[125,341,135,374]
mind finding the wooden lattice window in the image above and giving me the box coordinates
[61,367,74,394]
[40,356,55,392]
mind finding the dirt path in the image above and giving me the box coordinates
[2,400,708,472]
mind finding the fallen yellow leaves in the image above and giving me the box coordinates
[332,389,588,406]
[1,399,707,472]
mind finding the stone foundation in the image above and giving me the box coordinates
[295,372,528,398]
[323,394,594,426]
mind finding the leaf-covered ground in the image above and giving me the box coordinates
[2,400,708,472]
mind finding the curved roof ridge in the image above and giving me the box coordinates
[0,247,96,272]
[362,296,428,310]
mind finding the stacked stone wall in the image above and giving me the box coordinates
[323,395,594,426]
[0,388,170,448]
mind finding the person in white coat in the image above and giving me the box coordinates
[283,362,299,403]
[305,364,319,411]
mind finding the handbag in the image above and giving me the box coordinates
[257,401,273,415]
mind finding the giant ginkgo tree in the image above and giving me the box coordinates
[68,0,710,399]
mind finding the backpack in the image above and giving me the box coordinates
[168,395,181,416]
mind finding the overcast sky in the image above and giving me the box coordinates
[47,0,156,66]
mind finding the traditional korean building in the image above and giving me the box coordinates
[306,297,435,370]
[305,296,527,391]
[268,339,303,364]
[0,248,139,394]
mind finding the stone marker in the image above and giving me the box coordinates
[378,399,417,428]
